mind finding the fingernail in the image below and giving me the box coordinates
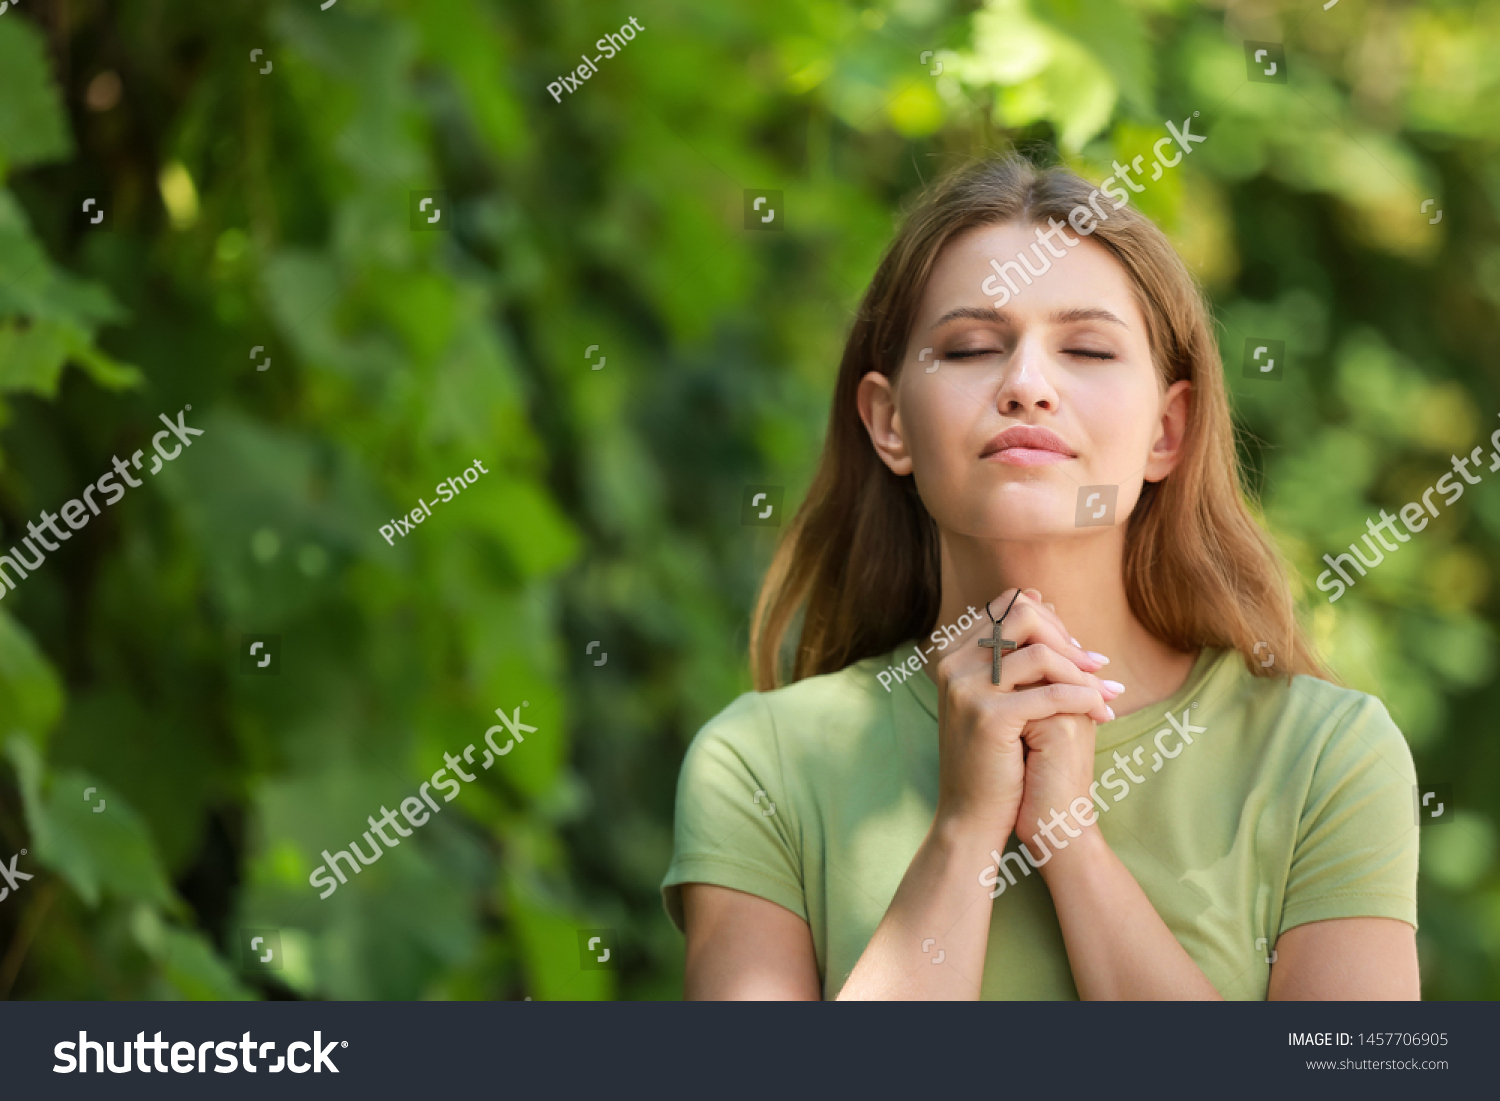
[1070,637,1080,646]
[1104,706,1116,721]
[1102,679,1124,695]
[1087,651,1110,665]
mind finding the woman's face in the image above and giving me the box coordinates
[858,220,1190,541]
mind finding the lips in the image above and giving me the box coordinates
[980,425,1077,466]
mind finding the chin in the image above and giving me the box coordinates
[953,493,1068,541]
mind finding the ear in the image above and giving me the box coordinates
[856,370,912,477]
[1143,379,1191,483]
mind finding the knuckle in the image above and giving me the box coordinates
[1030,641,1061,664]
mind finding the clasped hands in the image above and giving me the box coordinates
[931,588,1123,867]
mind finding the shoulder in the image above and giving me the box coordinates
[1275,666,1405,749]
[1225,658,1413,781]
[683,652,895,769]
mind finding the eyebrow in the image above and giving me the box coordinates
[929,306,1131,331]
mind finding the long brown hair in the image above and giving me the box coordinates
[750,154,1331,690]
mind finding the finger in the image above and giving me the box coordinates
[1017,594,1085,653]
[947,618,1093,695]
[1003,682,1114,725]
[996,643,1122,699]
[981,601,1105,673]
[997,592,1109,671]
[938,591,1103,683]
[1012,593,1081,655]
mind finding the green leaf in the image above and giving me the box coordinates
[505,866,613,1001]
[0,190,141,392]
[411,0,530,159]
[465,475,581,579]
[6,737,177,910]
[1033,0,1155,121]
[156,926,257,1000]
[0,609,63,745]
[0,318,141,396]
[0,16,73,172]
[0,317,73,396]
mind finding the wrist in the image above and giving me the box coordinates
[930,804,1014,846]
[1033,821,1109,882]
[931,806,1016,855]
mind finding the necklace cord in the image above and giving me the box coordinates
[985,589,1022,626]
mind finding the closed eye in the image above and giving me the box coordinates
[941,347,1114,360]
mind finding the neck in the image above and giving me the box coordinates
[924,529,1198,718]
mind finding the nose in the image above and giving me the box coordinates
[995,333,1059,415]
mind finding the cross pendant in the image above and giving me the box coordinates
[978,621,1018,685]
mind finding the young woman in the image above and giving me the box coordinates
[661,156,1420,1000]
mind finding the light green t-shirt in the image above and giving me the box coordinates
[661,642,1419,999]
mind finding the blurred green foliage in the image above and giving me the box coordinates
[0,0,1497,1000]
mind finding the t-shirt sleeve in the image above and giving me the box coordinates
[660,692,806,933]
[1279,692,1420,935]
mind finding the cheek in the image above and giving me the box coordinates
[901,378,977,477]
[1072,371,1160,458]
[902,384,1035,538]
